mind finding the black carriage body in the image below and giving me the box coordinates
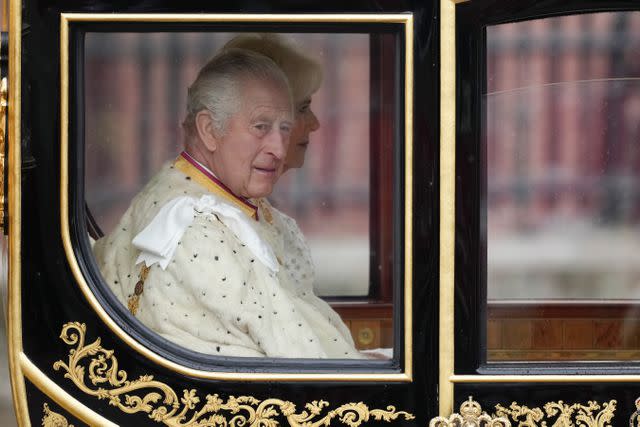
[11,1,440,426]
[7,0,640,426]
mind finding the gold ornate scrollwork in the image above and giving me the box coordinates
[428,397,511,427]
[494,399,616,427]
[42,403,75,427]
[53,322,415,427]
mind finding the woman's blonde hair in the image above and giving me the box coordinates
[224,34,323,104]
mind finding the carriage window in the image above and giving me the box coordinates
[83,31,401,359]
[486,12,640,361]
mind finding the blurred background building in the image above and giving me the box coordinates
[486,12,640,300]
[485,12,640,361]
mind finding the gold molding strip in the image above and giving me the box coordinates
[495,399,616,427]
[20,352,118,427]
[403,12,414,385]
[53,322,416,427]
[7,0,29,425]
[1,0,7,31]
[60,12,414,382]
[42,403,75,427]
[439,0,457,417]
[61,12,413,23]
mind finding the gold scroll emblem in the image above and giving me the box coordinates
[429,397,511,427]
[42,403,75,427]
[53,322,415,426]
[495,399,616,427]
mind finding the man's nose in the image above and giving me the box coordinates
[266,128,288,159]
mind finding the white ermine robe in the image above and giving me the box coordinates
[93,152,361,358]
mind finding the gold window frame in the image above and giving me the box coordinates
[56,13,415,382]
[6,0,25,422]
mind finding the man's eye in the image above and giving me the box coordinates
[280,124,292,134]
[298,105,310,114]
[254,123,270,133]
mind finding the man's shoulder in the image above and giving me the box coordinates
[135,162,195,203]
[95,162,201,248]
[127,162,211,222]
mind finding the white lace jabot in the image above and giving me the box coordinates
[132,194,279,272]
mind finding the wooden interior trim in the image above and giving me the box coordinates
[369,33,396,302]
[332,302,393,319]
[488,302,640,319]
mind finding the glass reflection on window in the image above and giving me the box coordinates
[84,32,397,359]
[485,12,640,361]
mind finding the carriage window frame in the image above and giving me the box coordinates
[60,13,414,380]
[449,0,640,380]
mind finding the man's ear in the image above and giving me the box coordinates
[195,110,219,152]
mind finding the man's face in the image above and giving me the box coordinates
[211,79,293,199]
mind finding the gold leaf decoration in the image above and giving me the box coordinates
[42,403,75,427]
[494,399,616,427]
[53,322,415,427]
[428,396,511,426]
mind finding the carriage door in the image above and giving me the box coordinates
[435,0,640,425]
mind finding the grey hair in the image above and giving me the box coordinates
[183,48,292,137]
[223,34,323,105]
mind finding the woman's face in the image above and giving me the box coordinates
[283,97,320,171]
